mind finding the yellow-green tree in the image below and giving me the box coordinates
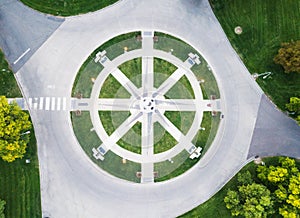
[0,198,5,218]
[274,40,300,73]
[257,157,300,217]
[224,183,274,218]
[0,96,31,162]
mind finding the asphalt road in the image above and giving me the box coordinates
[0,0,299,217]
[248,94,300,158]
[0,0,64,71]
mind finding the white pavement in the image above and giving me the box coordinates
[14,0,264,217]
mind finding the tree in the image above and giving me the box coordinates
[0,96,31,162]
[257,157,300,216]
[286,97,300,114]
[224,183,274,218]
[274,40,300,73]
[0,198,5,218]
[237,170,253,186]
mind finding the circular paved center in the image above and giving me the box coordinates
[140,97,155,113]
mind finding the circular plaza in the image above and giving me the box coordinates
[71,31,222,183]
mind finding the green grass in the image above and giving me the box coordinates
[98,151,140,183]
[194,112,221,156]
[153,122,178,154]
[118,58,142,88]
[20,0,119,16]
[0,50,22,97]
[117,122,141,154]
[73,32,141,98]
[71,111,140,182]
[72,59,103,98]
[165,75,195,99]
[154,58,178,87]
[98,111,130,135]
[99,74,131,98]
[155,112,220,182]
[154,32,199,61]
[210,0,300,110]
[153,33,220,99]
[0,121,41,218]
[164,111,195,135]
[0,52,40,217]
[155,150,192,182]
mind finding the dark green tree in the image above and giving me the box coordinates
[274,40,300,73]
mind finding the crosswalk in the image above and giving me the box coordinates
[27,97,67,111]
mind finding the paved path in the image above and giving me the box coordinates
[0,0,299,217]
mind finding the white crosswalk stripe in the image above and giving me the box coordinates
[45,97,50,110]
[28,98,32,108]
[51,97,56,110]
[62,97,66,111]
[27,97,67,111]
[57,97,61,110]
[33,98,38,110]
[39,97,44,110]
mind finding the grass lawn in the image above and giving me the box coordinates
[99,74,131,98]
[210,0,300,110]
[0,50,22,97]
[73,32,141,98]
[117,122,142,154]
[72,58,103,98]
[153,122,178,154]
[155,112,220,182]
[20,0,119,16]
[153,34,220,99]
[118,58,142,88]
[71,111,140,182]
[0,120,41,218]
[154,58,178,87]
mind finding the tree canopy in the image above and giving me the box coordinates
[274,40,300,73]
[224,182,274,218]
[224,157,300,217]
[0,96,31,162]
[0,198,5,218]
[257,157,300,217]
[286,97,300,125]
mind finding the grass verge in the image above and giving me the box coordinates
[0,117,41,218]
[0,50,22,97]
[210,0,300,110]
[20,0,119,16]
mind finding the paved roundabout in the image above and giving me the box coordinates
[3,0,291,217]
